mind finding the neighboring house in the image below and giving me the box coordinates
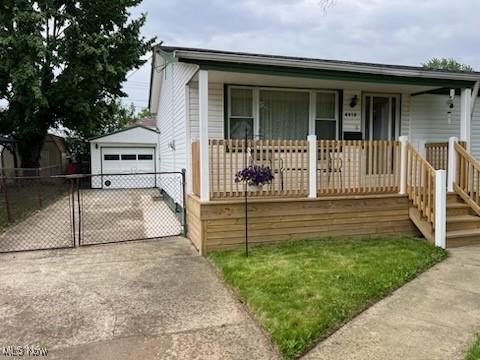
[0,134,69,176]
[134,117,157,128]
[147,45,480,254]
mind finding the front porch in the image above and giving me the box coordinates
[183,67,480,254]
[187,134,480,254]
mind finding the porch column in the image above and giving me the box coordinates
[460,88,472,150]
[418,139,426,158]
[399,136,408,195]
[199,70,210,202]
[308,135,317,198]
[435,169,447,249]
[447,136,458,192]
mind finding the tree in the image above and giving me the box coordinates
[65,101,135,163]
[137,107,153,118]
[422,58,474,72]
[0,1,155,167]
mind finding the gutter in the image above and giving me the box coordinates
[171,49,480,82]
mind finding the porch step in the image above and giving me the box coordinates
[447,228,480,248]
[447,215,480,231]
[447,192,463,204]
[446,202,472,216]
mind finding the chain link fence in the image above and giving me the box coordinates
[0,172,185,253]
[0,176,74,252]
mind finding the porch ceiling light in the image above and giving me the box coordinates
[350,95,359,108]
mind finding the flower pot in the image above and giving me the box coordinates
[247,184,263,192]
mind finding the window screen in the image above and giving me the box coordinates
[229,87,253,139]
[315,92,337,139]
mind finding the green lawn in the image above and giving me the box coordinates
[465,335,480,360]
[209,236,447,359]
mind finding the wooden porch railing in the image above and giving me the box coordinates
[196,139,402,199]
[454,142,480,216]
[425,142,449,170]
[407,144,436,226]
[316,140,400,195]
[425,141,466,170]
[208,139,309,199]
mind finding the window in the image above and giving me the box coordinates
[315,92,337,140]
[229,87,253,139]
[226,86,339,140]
[121,154,136,160]
[104,154,119,161]
[138,154,153,160]
[259,90,309,139]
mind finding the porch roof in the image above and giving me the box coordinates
[158,45,480,89]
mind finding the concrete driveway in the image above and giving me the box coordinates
[0,237,279,359]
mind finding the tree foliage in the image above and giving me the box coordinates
[422,58,474,72]
[137,107,153,118]
[65,101,135,163]
[0,1,155,167]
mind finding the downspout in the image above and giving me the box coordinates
[471,81,480,116]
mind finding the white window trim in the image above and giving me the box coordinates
[314,90,339,140]
[227,86,255,138]
[227,85,339,139]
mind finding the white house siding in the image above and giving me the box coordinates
[342,89,362,132]
[469,100,480,158]
[400,93,411,137]
[188,81,224,140]
[409,94,461,149]
[156,61,197,205]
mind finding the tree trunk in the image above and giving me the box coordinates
[17,133,46,168]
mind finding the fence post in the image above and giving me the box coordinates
[435,169,447,249]
[399,136,408,195]
[181,168,188,237]
[1,177,12,223]
[447,136,458,193]
[307,135,317,198]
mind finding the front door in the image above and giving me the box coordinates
[363,94,400,140]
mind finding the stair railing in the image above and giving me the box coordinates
[454,142,480,216]
[406,144,437,226]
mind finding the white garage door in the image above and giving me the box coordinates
[101,147,155,189]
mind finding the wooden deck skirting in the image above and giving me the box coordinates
[186,193,420,255]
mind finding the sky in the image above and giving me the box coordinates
[122,0,480,113]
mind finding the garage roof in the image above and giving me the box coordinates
[89,125,159,141]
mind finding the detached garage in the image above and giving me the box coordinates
[89,125,160,189]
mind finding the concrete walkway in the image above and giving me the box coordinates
[0,237,279,360]
[304,246,480,360]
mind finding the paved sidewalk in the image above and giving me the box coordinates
[304,245,480,360]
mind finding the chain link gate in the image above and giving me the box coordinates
[0,175,75,252]
[0,171,186,253]
[76,172,186,246]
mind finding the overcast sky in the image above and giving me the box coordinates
[123,0,480,113]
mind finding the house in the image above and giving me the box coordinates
[0,134,69,176]
[148,45,480,254]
